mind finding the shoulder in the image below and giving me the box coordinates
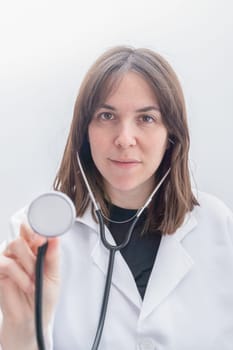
[193,190,232,219]
[191,190,233,239]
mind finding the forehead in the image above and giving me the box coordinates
[97,71,159,108]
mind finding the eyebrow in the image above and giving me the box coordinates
[98,104,160,113]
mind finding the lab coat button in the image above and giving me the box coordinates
[138,338,155,350]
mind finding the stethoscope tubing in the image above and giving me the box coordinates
[35,210,141,350]
[91,210,141,349]
[34,155,171,350]
[35,242,49,350]
[91,248,116,350]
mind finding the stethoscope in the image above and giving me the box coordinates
[27,154,170,350]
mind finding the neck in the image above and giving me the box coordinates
[106,185,153,210]
[105,169,170,210]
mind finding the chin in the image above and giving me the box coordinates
[109,180,149,193]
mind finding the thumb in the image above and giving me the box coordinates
[44,237,60,279]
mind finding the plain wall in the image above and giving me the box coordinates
[0,0,233,241]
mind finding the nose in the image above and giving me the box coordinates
[114,122,137,148]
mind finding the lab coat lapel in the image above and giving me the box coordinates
[139,213,197,321]
[77,208,197,317]
[91,226,142,310]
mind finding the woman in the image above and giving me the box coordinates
[0,46,233,350]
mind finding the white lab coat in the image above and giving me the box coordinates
[4,191,233,349]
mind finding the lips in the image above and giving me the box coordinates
[109,158,142,168]
[110,157,141,163]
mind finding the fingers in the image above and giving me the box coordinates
[44,237,60,279]
[20,222,47,255]
[0,222,60,296]
[19,222,60,277]
[0,223,44,294]
[0,231,37,294]
[0,255,34,294]
[20,222,60,283]
[4,237,36,277]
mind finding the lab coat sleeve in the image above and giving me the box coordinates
[0,208,54,350]
[0,207,27,253]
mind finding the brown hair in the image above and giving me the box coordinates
[53,46,199,234]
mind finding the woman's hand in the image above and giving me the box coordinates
[0,222,60,349]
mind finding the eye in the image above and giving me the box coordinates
[98,112,114,121]
[140,115,155,123]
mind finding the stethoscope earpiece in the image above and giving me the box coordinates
[168,137,175,145]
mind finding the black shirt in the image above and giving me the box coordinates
[108,204,161,299]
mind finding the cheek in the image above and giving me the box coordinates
[146,130,168,155]
[89,128,104,149]
[88,126,98,149]
[88,127,109,164]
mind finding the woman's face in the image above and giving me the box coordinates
[88,72,168,208]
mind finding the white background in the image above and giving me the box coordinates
[0,0,232,241]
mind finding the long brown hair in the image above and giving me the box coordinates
[53,46,199,234]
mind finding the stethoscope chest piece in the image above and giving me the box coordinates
[27,191,76,237]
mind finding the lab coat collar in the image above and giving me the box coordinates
[139,212,197,321]
[75,207,142,309]
[75,208,197,317]
[75,205,99,233]
[91,228,143,310]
